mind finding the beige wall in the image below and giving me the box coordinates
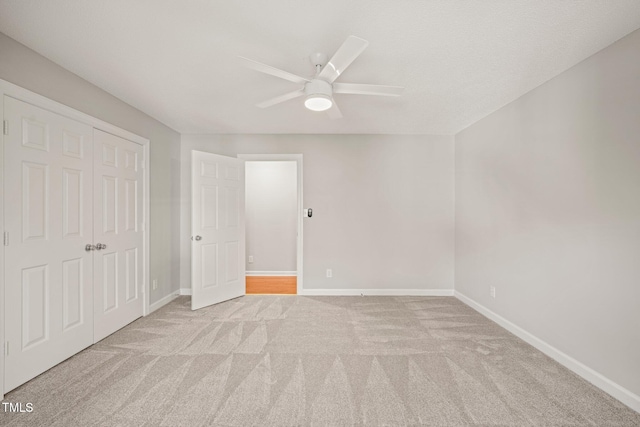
[180,134,454,293]
[0,32,181,304]
[455,28,640,398]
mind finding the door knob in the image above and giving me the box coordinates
[194,235,202,241]
[96,243,107,250]
[85,244,96,251]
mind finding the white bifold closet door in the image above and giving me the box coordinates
[3,97,95,391]
[92,129,144,342]
[3,98,144,392]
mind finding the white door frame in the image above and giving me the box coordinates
[0,79,151,399]
[238,154,303,294]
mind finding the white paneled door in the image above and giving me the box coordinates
[191,151,245,310]
[93,130,144,342]
[3,98,145,393]
[3,97,94,391]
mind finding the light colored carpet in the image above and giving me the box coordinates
[1,295,638,426]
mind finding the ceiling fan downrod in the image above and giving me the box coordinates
[309,52,328,76]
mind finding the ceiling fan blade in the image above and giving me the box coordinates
[239,56,311,85]
[256,89,305,108]
[326,101,343,119]
[318,36,369,83]
[333,82,403,96]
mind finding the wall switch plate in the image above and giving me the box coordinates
[248,255,254,263]
[152,279,158,290]
[490,286,496,298]
[326,269,332,278]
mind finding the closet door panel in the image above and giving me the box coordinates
[93,129,144,342]
[3,96,94,392]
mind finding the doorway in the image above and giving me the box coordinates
[239,154,303,295]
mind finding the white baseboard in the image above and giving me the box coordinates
[148,290,180,314]
[454,291,640,413]
[300,288,454,296]
[179,288,192,296]
[246,271,297,276]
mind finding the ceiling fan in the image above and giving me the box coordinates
[239,36,403,119]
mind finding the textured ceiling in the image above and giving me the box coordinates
[1,1,639,135]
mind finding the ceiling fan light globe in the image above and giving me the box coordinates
[305,95,332,112]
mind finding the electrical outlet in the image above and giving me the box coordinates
[326,269,332,278]
[152,279,158,290]
[490,286,496,298]
[248,255,254,263]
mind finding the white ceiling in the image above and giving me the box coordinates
[1,1,639,135]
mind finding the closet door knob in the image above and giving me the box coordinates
[96,243,107,250]
[85,244,96,251]
[194,235,202,241]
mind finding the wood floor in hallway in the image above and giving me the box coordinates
[245,275,297,294]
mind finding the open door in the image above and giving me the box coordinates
[191,151,245,310]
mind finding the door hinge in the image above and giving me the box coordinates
[3,231,8,246]
[3,120,7,135]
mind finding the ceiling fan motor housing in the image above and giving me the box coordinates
[305,79,332,97]
[304,79,333,111]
